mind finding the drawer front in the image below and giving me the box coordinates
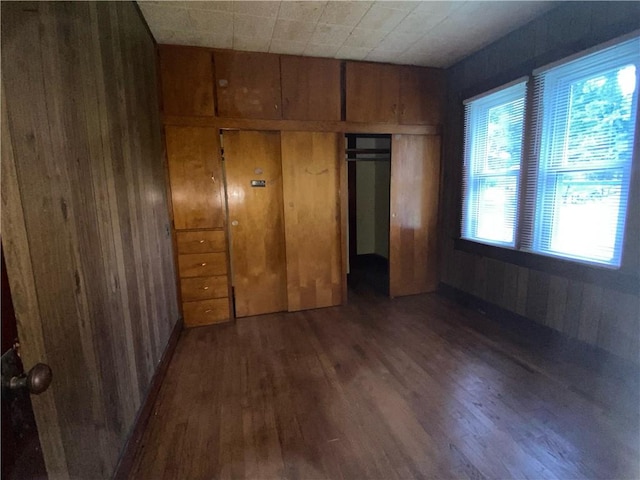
[178,253,227,278]
[176,230,226,254]
[181,275,228,302]
[183,298,230,326]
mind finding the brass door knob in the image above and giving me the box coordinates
[8,363,53,395]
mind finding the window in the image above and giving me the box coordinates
[461,36,639,268]
[461,81,526,246]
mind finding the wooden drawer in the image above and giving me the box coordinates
[183,298,230,327]
[180,275,228,302]
[176,230,226,254]
[178,253,227,278]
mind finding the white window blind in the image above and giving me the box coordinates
[462,81,527,247]
[524,37,639,267]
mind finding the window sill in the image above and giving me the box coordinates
[454,238,639,295]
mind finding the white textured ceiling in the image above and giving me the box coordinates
[138,1,556,68]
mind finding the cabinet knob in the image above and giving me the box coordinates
[199,240,205,244]
[201,263,207,266]
[205,309,213,313]
[274,104,278,110]
[203,286,209,290]
[231,220,239,226]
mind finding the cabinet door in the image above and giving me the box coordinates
[345,62,400,123]
[281,56,341,121]
[165,126,225,229]
[399,66,445,125]
[214,51,282,119]
[159,45,215,116]
[281,131,343,311]
[389,134,440,297]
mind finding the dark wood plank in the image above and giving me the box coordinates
[130,289,640,479]
[1,2,180,477]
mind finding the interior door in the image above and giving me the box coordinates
[389,134,441,297]
[1,246,47,480]
[224,130,288,317]
[281,131,343,311]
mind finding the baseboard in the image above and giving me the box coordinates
[438,282,639,379]
[112,317,183,480]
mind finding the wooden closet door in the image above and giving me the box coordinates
[165,126,224,230]
[223,130,287,317]
[389,134,441,297]
[281,131,343,311]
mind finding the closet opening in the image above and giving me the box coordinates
[346,133,391,296]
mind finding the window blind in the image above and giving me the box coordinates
[462,81,527,247]
[523,37,639,267]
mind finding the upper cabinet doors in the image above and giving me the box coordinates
[281,131,343,311]
[389,134,441,297]
[213,51,282,120]
[399,66,445,126]
[346,61,445,125]
[346,62,400,124]
[159,45,215,117]
[281,56,342,121]
[165,126,225,230]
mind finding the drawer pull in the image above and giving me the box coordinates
[205,309,213,313]
[203,286,209,290]
[199,240,205,244]
[201,263,207,266]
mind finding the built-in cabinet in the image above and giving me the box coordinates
[165,126,231,326]
[159,45,445,327]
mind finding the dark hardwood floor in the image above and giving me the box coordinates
[130,285,639,479]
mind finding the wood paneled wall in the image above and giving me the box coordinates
[440,2,640,363]
[1,2,179,478]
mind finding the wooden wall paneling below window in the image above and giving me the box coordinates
[223,130,288,317]
[158,45,215,116]
[345,61,400,124]
[165,126,225,230]
[280,56,342,121]
[213,51,282,120]
[281,131,343,311]
[389,134,441,297]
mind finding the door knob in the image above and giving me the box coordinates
[1,347,52,395]
[7,364,52,395]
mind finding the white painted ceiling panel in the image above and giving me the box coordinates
[138,0,556,68]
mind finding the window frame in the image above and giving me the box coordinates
[456,33,640,290]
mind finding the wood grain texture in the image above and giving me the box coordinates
[389,135,441,297]
[224,130,288,317]
[176,230,226,254]
[399,66,445,126]
[165,126,225,230]
[346,61,400,124]
[182,298,230,326]
[163,114,441,134]
[281,131,343,311]
[1,2,179,478]
[158,45,214,117]
[130,289,640,479]
[214,51,282,120]
[281,56,341,121]
[180,275,228,302]
[178,253,227,278]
